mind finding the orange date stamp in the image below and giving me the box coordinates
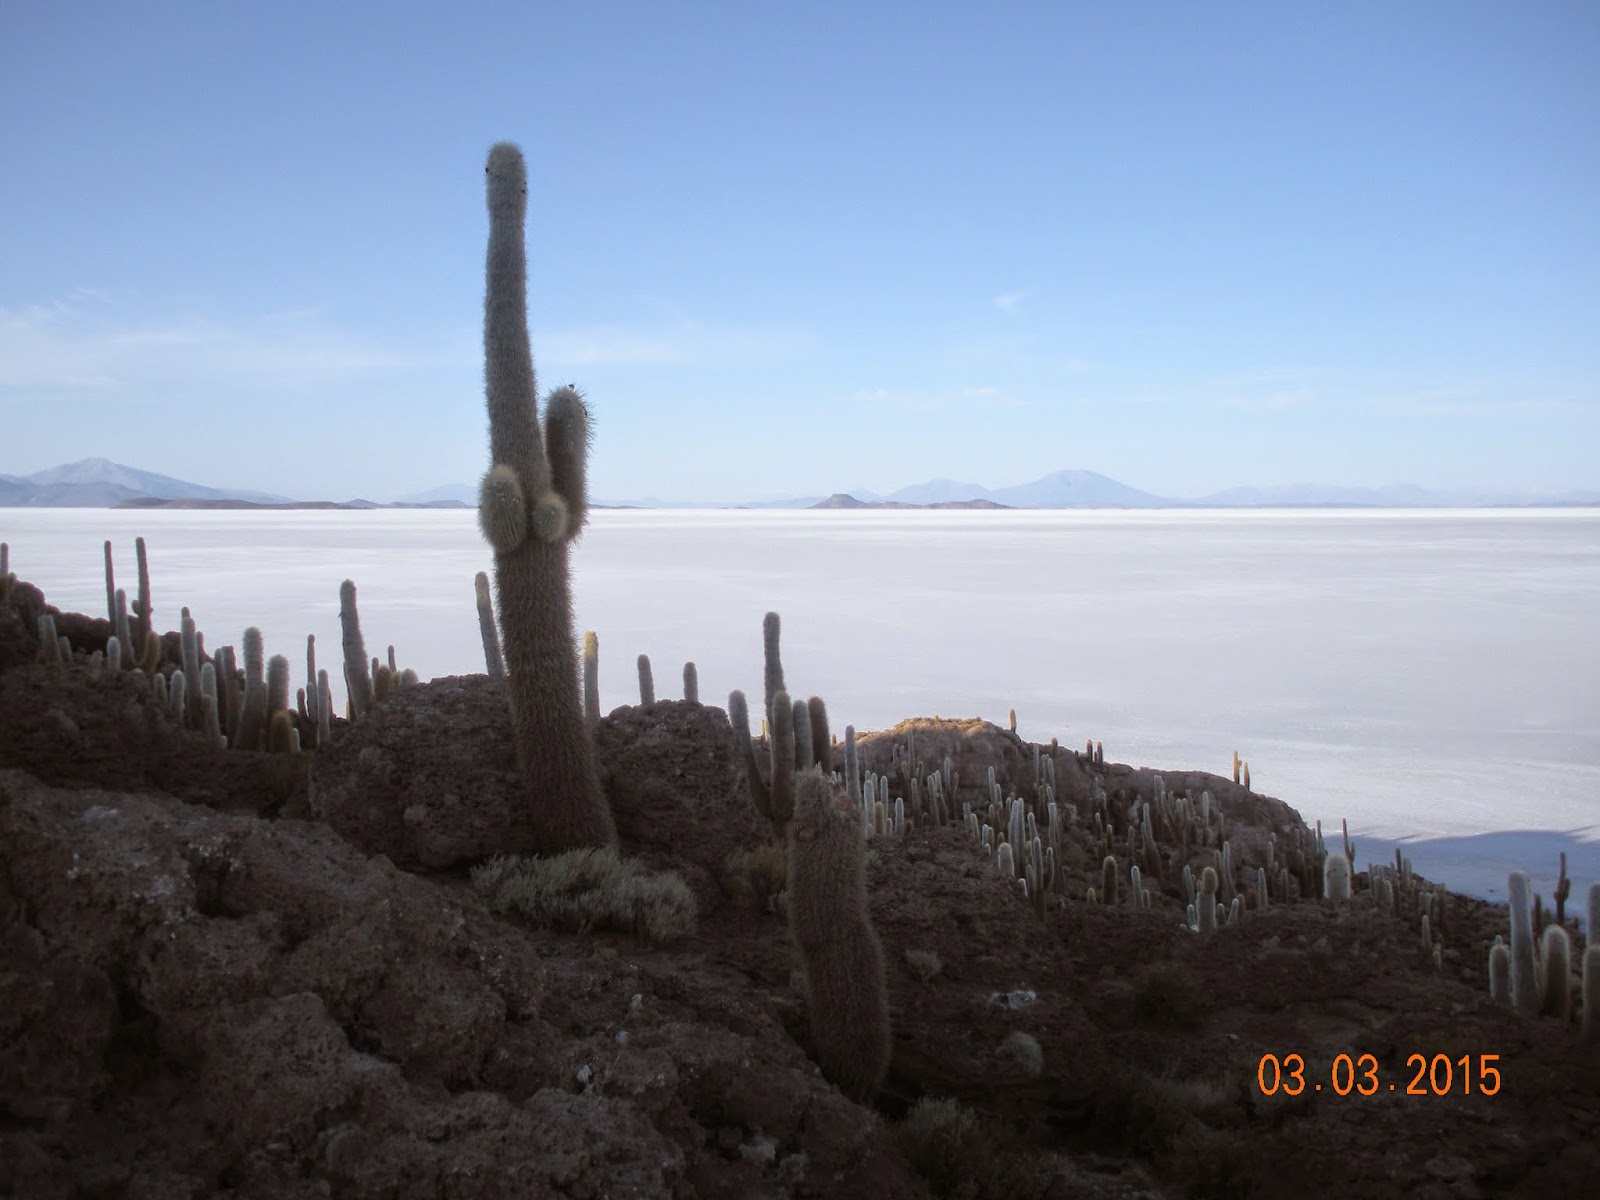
[1256,1053,1501,1097]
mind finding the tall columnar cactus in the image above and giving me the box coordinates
[339,580,373,721]
[807,696,831,772]
[179,607,202,727]
[844,725,861,806]
[583,631,600,732]
[1582,945,1600,1044]
[103,541,117,627]
[786,767,891,1103]
[474,571,505,679]
[1508,870,1539,1017]
[1323,851,1352,902]
[1101,855,1119,905]
[792,696,814,772]
[762,611,785,727]
[234,628,267,752]
[316,668,332,748]
[478,141,614,851]
[134,535,152,648]
[303,635,320,744]
[636,654,655,705]
[267,654,291,717]
[682,661,698,704]
[113,589,132,670]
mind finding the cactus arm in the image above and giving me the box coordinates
[544,385,592,537]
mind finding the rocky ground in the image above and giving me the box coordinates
[1,574,1596,1199]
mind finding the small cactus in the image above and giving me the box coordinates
[474,571,505,679]
[1508,870,1539,1017]
[636,653,655,705]
[1539,925,1571,1022]
[1198,867,1218,934]
[1489,938,1511,1004]
[682,661,698,704]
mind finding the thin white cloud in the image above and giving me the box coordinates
[993,292,1026,311]
[0,294,428,393]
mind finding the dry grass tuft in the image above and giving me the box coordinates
[904,947,943,982]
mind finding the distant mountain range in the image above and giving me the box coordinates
[3,458,1596,510]
[0,459,466,509]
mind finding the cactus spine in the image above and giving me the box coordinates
[474,571,504,679]
[478,142,613,851]
[1508,870,1539,1017]
[786,768,891,1103]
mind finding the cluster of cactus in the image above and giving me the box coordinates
[884,724,966,830]
[1495,870,1598,1038]
[1184,864,1239,932]
[728,611,832,838]
[785,768,892,1102]
[1230,749,1252,791]
[23,537,414,756]
[959,756,1068,916]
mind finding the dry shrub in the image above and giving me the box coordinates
[725,841,788,913]
[1130,960,1206,1030]
[472,847,697,942]
[996,1030,1043,1078]
[898,1097,1045,1198]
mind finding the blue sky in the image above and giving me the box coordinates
[2,2,1596,503]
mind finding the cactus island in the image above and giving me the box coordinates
[0,146,1594,1198]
